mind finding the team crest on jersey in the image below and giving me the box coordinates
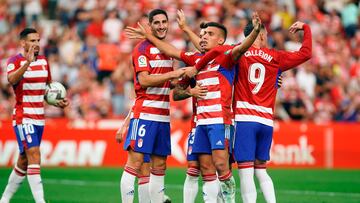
[7,63,15,72]
[185,52,195,56]
[138,55,147,67]
[26,134,33,143]
[188,146,192,155]
[138,138,143,148]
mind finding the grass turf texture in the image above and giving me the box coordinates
[0,168,359,202]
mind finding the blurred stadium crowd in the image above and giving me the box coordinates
[0,0,359,123]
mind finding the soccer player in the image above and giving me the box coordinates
[191,20,312,203]
[119,9,185,203]
[234,21,312,203]
[0,28,69,203]
[126,11,262,203]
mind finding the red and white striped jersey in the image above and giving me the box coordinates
[234,24,312,127]
[131,40,174,122]
[180,51,204,128]
[194,45,236,125]
[7,54,52,126]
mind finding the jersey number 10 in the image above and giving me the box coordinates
[248,63,265,94]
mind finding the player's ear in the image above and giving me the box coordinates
[218,38,224,45]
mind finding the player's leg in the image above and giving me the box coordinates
[150,121,171,203]
[209,124,235,203]
[121,118,149,202]
[192,125,218,203]
[138,161,150,202]
[254,125,275,203]
[198,154,219,203]
[16,124,45,203]
[138,157,151,203]
[184,128,200,203]
[0,152,27,203]
[234,122,258,203]
[149,155,167,203]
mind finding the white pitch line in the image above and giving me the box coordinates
[43,179,360,198]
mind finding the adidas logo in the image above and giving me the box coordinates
[216,140,223,146]
[126,190,135,195]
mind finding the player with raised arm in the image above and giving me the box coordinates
[189,20,312,203]
[0,28,69,203]
[179,13,262,203]
[119,9,185,203]
[233,21,312,203]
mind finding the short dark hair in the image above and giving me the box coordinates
[244,22,265,37]
[19,28,38,40]
[148,9,168,23]
[199,21,227,42]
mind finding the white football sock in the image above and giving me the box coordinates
[138,176,150,203]
[120,165,137,203]
[238,164,257,203]
[0,165,26,202]
[149,169,165,203]
[183,174,199,203]
[202,174,218,203]
[27,164,45,203]
[255,168,276,203]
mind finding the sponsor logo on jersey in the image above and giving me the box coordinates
[185,52,195,56]
[138,55,147,67]
[216,140,223,146]
[150,47,160,54]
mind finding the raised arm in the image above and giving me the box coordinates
[231,12,262,60]
[279,22,312,71]
[125,22,182,60]
[7,45,35,85]
[177,9,202,51]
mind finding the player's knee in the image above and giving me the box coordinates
[199,161,216,174]
[187,161,199,169]
[17,154,28,170]
[25,147,41,164]
[213,160,228,172]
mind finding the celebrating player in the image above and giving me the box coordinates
[0,28,69,203]
[190,20,312,203]
[119,9,185,203]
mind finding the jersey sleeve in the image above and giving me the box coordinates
[46,58,52,83]
[195,45,234,71]
[278,24,312,71]
[133,46,151,73]
[180,51,201,66]
[6,56,20,75]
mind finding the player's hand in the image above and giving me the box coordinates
[189,82,208,99]
[115,124,128,143]
[125,22,151,39]
[54,98,69,108]
[177,9,188,30]
[170,68,186,79]
[289,21,305,33]
[184,66,198,78]
[25,45,35,62]
[252,12,262,32]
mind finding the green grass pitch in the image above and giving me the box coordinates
[0,168,359,202]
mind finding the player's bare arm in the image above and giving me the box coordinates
[173,82,208,101]
[177,9,202,51]
[137,68,185,88]
[7,45,35,85]
[184,66,198,78]
[288,21,305,33]
[231,12,262,60]
[125,22,182,60]
[116,109,132,143]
